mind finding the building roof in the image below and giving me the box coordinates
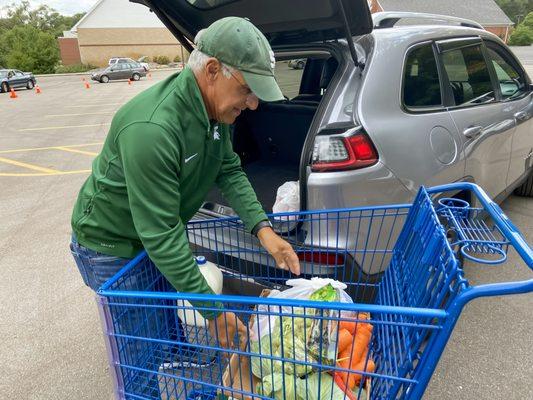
[377,0,513,26]
[71,0,165,32]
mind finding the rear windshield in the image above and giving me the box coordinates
[186,0,235,10]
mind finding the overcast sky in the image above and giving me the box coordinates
[0,0,98,15]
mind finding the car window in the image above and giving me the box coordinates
[186,0,233,9]
[485,46,528,101]
[274,60,304,99]
[118,59,127,63]
[442,45,495,106]
[403,43,442,109]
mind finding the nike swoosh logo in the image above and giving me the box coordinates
[184,153,198,163]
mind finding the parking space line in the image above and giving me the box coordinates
[18,123,111,132]
[0,142,103,154]
[0,156,60,174]
[55,147,98,156]
[0,169,91,177]
[45,112,114,118]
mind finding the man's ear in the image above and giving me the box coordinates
[205,58,220,84]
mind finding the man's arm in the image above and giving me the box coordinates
[116,122,222,319]
[216,127,300,275]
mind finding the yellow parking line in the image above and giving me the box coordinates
[45,112,114,118]
[55,146,98,156]
[18,123,111,132]
[0,169,92,177]
[0,156,60,174]
[0,142,103,154]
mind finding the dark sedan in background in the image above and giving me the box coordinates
[91,62,147,83]
[0,69,36,93]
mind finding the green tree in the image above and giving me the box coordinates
[1,25,60,73]
[495,0,533,24]
[508,24,533,44]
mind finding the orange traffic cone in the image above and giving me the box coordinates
[35,85,41,94]
[10,88,17,99]
[85,81,90,89]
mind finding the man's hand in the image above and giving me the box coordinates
[257,227,301,275]
[208,312,248,350]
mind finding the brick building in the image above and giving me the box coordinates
[59,0,188,67]
[368,0,514,42]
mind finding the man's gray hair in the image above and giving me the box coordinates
[187,29,235,78]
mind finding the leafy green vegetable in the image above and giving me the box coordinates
[309,283,338,302]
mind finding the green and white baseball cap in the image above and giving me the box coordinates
[197,16,283,102]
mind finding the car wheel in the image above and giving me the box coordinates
[100,75,109,83]
[132,73,141,81]
[514,174,533,197]
[1,82,8,93]
[297,61,304,69]
[26,80,34,90]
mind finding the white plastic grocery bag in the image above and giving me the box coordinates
[251,278,353,366]
[272,181,300,219]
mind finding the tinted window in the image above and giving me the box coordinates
[442,45,495,106]
[403,44,442,108]
[486,46,527,100]
[118,59,128,63]
[275,60,304,99]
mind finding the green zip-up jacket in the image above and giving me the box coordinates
[71,67,268,318]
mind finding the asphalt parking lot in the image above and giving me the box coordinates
[0,63,532,400]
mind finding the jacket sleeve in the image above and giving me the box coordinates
[215,126,268,232]
[116,122,222,320]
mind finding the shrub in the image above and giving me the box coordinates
[173,54,181,63]
[508,25,533,46]
[521,12,533,29]
[55,63,98,73]
[153,55,170,65]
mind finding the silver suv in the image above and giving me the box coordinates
[136,1,533,276]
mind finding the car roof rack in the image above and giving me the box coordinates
[373,12,484,30]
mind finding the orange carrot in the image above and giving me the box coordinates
[349,325,372,367]
[339,320,356,335]
[337,328,354,354]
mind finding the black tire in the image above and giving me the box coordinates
[297,61,304,69]
[26,80,34,90]
[514,174,533,197]
[1,82,8,93]
[100,75,109,83]
[132,73,140,81]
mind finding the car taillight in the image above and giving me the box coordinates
[311,131,378,172]
[297,251,345,265]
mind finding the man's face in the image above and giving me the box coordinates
[205,60,259,124]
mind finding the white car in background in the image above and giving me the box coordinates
[108,57,150,72]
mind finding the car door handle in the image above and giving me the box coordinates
[463,126,483,138]
[514,111,529,121]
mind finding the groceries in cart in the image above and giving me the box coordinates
[249,278,373,399]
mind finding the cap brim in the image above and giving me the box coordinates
[241,71,284,102]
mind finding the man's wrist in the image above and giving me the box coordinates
[251,219,272,237]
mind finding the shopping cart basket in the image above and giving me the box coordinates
[97,182,532,400]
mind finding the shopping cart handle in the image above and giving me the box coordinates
[426,182,533,269]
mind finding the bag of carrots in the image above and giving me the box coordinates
[332,312,376,397]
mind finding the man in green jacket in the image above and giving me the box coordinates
[70,17,300,351]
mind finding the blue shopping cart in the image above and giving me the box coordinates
[97,183,532,400]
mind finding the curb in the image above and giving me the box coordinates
[34,67,181,78]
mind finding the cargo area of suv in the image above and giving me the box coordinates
[205,54,340,214]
